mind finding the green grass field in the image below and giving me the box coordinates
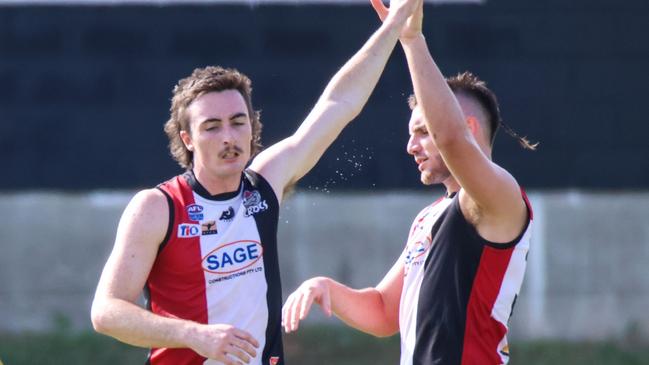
[1,325,648,364]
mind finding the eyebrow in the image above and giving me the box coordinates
[200,112,248,124]
[410,124,427,134]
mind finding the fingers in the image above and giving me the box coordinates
[232,328,260,349]
[370,0,389,21]
[282,292,295,332]
[218,355,243,365]
[321,285,332,317]
[213,327,259,363]
[225,343,252,364]
[284,292,302,333]
[231,337,258,359]
[298,289,315,321]
[283,286,315,333]
[216,333,257,364]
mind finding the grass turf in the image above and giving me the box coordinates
[1,326,648,364]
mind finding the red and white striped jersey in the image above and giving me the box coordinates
[145,170,284,365]
[399,191,533,365]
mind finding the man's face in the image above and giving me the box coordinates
[406,107,451,186]
[184,89,253,179]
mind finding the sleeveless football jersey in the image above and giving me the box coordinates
[145,169,284,365]
[399,191,533,365]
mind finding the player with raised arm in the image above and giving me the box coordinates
[90,1,421,364]
[283,1,535,364]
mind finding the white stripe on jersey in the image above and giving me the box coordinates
[399,197,454,365]
[192,191,269,365]
[490,224,532,364]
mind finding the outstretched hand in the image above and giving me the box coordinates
[282,278,332,333]
[370,0,423,41]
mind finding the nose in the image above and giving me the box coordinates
[407,134,419,156]
[221,125,235,145]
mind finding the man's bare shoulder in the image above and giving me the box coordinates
[117,188,169,244]
[128,188,168,214]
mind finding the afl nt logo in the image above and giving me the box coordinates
[186,204,204,221]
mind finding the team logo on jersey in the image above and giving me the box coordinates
[243,190,268,217]
[178,223,201,238]
[269,357,280,365]
[201,220,218,235]
[186,204,204,221]
[219,206,235,221]
[404,235,432,274]
[202,240,263,274]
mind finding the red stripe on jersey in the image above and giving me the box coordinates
[148,176,208,365]
[461,246,515,365]
[521,188,534,220]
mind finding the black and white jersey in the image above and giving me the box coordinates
[147,169,284,365]
[399,191,533,365]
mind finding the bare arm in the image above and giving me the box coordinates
[91,189,258,364]
[375,1,527,241]
[250,0,422,202]
[282,255,404,337]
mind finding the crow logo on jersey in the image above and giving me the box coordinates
[243,190,268,217]
[219,207,235,221]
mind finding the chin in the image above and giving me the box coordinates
[420,170,449,186]
[420,172,434,186]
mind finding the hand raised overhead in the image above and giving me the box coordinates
[370,0,423,41]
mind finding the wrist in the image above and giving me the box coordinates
[383,9,409,30]
[313,276,333,292]
[177,320,200,348]
[400,32,425,46]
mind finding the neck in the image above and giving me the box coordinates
[193,166,242,195]
[443,177,461,197]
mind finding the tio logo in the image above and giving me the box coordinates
[178,223,200,238]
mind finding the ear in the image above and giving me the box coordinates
[180,130,194,152]
[466,115,481,138]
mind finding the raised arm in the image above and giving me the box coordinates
[90,190,258,364]
[282,255,404,337]
[374,1,527,242]
[250,0,422,202]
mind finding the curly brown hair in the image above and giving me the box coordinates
[164,66,263,169]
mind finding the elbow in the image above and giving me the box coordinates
[368,324,399,338]
[326,97,362,121]
[90,299,111,334]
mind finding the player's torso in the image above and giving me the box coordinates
[399,195,454,361]
[147,170,284,365]
[399,193,532,365]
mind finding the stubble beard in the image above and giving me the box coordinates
[420,155,451,186]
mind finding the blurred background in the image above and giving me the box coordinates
[1,0,648,364]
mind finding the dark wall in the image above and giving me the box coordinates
[1,1,648,191]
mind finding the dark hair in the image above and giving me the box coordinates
[409,71,537,150]
[164,66,263,169]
